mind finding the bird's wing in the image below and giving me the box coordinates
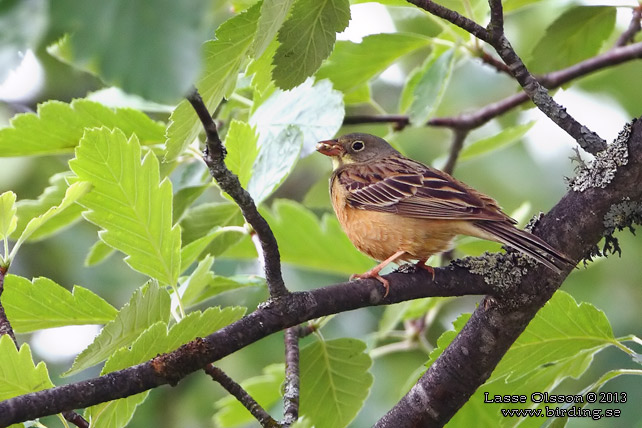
[337,156,514,222]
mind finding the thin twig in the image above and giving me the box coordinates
[478,50,511,75]
[615,5,642,47]
[344,42,642,134]
[204,364,279,428]
[442,129,469,175]
[62,410,89,428]
[282,327,300,426]
[0,266,17,347]
[186,89,289,299]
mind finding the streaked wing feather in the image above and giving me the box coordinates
[338,156,512,222]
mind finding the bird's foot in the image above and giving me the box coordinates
[415,260,436,281]
[350,270,390,297]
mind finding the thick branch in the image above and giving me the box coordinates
[376,117,642,426]
[186,90,288,298]
[2,117,641,425]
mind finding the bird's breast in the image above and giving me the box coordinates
[331,178,462,262]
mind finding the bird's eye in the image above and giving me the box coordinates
[351,140,365,151]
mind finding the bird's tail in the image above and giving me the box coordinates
[474,221,575,273]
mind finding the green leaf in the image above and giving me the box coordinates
[164,4,260,162]
[0,191,17,241]
[103,306,245,374]
[432,291,623,427]
[87,306,247,426]
[408,48,455,126]
[224,199,373,274]
[70,128,181,285]
[172,184,211,223]
[0,99,165,157]
[0,335,54,401]
[224,120,259,188]
[249,78,344,156]
[83,392,149,428]
[214,364,285,427]
[65,282,171,376]
[13,172,83,242]
[252,0,297,57]
[273,0,350,89]
[459,121,535,162]
[3,275,117,333]
[85,239,115,266]
[48,0,210,103]
[299,338,373,427]
[0,0,47,82]
[9,181,90,261]
[529,6,616,73]
[184,274,266,307]
[494,291,616,382]
[248,125,303,205]
[179,202,245,260]
[177,255,215,307]
[316,33,431,93]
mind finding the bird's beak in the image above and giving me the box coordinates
[316,139,345,157]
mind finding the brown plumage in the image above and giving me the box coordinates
[317,132,574,296]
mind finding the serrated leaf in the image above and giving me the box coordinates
[426,291,622,427]
[214,364,285,427]
[408,48,455,126]
[249,78,344,156]
[529,6,616,73]
[13,172,83,242]
[0,335,54,401]
[0,99,165,157]
[164,4,260,162]
[459,121,535,162]
[494,291,616,382]
[3,275,117,333]
[224,199,373,274]
[9,181,90,261]
[70,128,181,285]
[65,282,171,376]
[248,125,303,205]
[299,338,373,428]
[316,33,431,94]
[252,0,297,58]
[273,0,350,89]
[85,239,115,266]
[224,121,259,188]
[0,191,17,241]
[83,392,149,428]
[48,0,210,103]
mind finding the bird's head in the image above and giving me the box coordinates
[316,133,399,168]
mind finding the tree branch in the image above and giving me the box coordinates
[614,5,642,47]
[0,266,17,346]
[186,89,289,299]
[442,129,469,175]
[282,327,301,426]
[2,116,641,425]
[375,117,642,426]
[204,365,278,428]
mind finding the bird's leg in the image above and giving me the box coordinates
[415,259,435,281]
[351,250,406,297]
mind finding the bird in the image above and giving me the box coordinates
[316,132,574,297]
